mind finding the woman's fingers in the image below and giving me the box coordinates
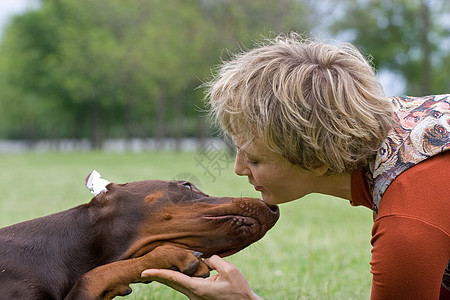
[142,269,199,295]
[203,255,236,278]
[141,256,260,300]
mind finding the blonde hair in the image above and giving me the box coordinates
[205,33,393,174]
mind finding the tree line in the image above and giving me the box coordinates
[0,0,448,149]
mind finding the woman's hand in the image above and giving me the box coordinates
[141,255,263,300]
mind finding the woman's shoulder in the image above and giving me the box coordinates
[370,94,450,212]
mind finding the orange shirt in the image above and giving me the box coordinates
[351,151,450,300]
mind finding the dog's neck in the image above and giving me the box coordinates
[83,197,149,263]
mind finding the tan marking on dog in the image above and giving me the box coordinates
[145,191,164,203]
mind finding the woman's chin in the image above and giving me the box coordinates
[261,193,300,205]
[260,193,279,206]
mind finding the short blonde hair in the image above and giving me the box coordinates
[205,33,393,174]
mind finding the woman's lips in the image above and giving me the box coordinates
[249,180,263,191]
[254,185,264,191]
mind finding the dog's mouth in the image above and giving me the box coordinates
[202,214,260,234]
[202,215,259,225]
[200,214,262,256]
[201,200,279,240]
[152,213,273,259]
[194,216,255,258]
[198,202,279,257]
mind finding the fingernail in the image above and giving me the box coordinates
[183,259,199,276]
[193,251,203,258]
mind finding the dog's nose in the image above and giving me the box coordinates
[267,204,279,214]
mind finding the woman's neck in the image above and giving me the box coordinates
[317,172,353,201]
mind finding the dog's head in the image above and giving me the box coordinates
[90,177,279,259]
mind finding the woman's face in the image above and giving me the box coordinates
[233,138,325,205]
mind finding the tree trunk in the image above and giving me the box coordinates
[155,87,167,150]
[173,94,183,152]
[421,0,432,95]
[90,102,102,149]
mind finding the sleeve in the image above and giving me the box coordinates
[369,151,450,300]
[370,216,449,300]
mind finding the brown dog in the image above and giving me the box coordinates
[0,174,279,299]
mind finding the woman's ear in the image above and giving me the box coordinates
[311,165,329,177]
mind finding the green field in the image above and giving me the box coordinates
[0,151,373,299]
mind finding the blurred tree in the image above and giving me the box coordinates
[202,0,312,57]
[326,0,450,95]
[0,0,313,148]
[199,0,313,141]
[0,6,76,142]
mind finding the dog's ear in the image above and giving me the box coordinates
[85,170,111,196]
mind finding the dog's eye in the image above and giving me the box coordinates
[182,182,192,190]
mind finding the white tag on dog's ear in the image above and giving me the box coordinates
[85,170,110,196]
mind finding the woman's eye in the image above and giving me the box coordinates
[248,160,259,165]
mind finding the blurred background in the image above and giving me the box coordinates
[1,2,448,298]
[0,0,449,151]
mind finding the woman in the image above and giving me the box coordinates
[142,33,450,299]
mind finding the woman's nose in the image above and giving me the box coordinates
[234,150,251,176]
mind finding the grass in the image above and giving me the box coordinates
[0,151,373,299]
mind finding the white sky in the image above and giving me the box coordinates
[0,0,39,38]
